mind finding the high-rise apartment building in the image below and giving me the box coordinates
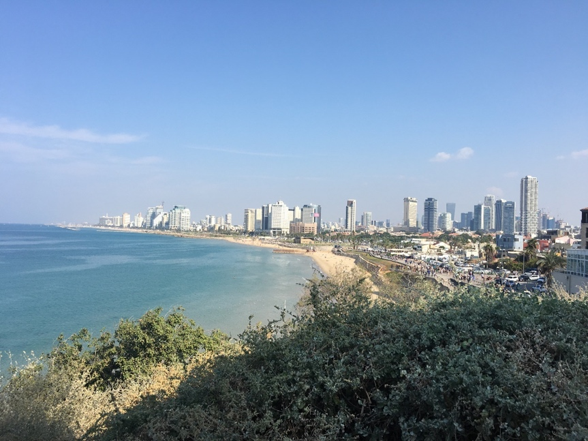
[244,209,256,232]
[423,198,438,232]
[169,206,191,231]
[122,213,131,228]
[345,200,357,232]
[503,201,516,234]
[520,175,539,236]
[134,213,144,228]
[144,205,164,229]
[484,195,496,230]
[403,197,418,228]
[362,212,373,228]
[438,212,453,231]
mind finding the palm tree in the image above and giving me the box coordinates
[525,238,539,261]
[483,243,495,268]
[537,249,566,288]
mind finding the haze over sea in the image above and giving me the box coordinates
[0,224,314,365]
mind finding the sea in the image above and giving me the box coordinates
[0,224,315,368]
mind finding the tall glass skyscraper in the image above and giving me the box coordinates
[423,198,438,232]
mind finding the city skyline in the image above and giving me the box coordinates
[1,2,586,225]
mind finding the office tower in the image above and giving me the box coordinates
[262,204,271,231]
[495,199,506,231]
[439,212,453,231]
[484,195,496,230]
[459,212,473,230]
[473,204,484,231]
[169,206,191,231]
[483,205,492,231]
[302,204,322,233]
[403,197,418,228]
[345,200,357,232]
[446,203,456,221]
[520,176,539,236]
[244,209,256,232]
[225,213,232,226]
[362,211,372,228]
[423,198,438,232]
[269,201,290,234]
[503,201,516,234]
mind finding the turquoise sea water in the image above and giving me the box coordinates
[0,224,314,364]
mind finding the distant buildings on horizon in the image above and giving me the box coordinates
[96,174,573,238]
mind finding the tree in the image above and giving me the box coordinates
[525,238,539,261]
[537,249,566,287]
[483,243,495,268]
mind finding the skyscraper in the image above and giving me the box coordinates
[423,198,438,232]
[446,202,456,221]
[438,212,453,231]
[473,204,484,231]
[243,208,256,232]
[345,200,357,232]
[494,199,506,231]
[269,201,290,234]
[520,176,539,236]
[403,197,417,228]
[302,204,322,233]
[362,211,373,228]
[484,195,496,230]
[503,201,516,234]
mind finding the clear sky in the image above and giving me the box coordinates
[1,1,587,226]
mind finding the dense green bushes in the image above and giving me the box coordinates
[3,280,588,440]
[102,281,588,440]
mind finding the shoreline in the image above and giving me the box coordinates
[88,226,359,278]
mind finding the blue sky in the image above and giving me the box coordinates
[1,1,586,225]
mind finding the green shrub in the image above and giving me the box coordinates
[103,281,588,440]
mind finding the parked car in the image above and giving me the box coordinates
[519,274,530,282]
[532,284,547,293]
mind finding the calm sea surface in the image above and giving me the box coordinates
[0,224,314,364]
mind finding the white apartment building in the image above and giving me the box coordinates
[122,213,131,228]
[244,209,256,232]
[345,199,357,232]
[134,213,144,228]
[169,205,191,231]
[403,197,417,228]
[438,212,453,231]
[520,175,539,236]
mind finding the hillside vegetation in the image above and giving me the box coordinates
[2,277,588,440]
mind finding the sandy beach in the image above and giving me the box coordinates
[91,227,361,279]
[220,236,358,278]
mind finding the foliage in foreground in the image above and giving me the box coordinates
[0,307,232,440]
[3,280,588,440]
[103,280,588,440]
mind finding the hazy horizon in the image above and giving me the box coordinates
[1,2,586,226]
